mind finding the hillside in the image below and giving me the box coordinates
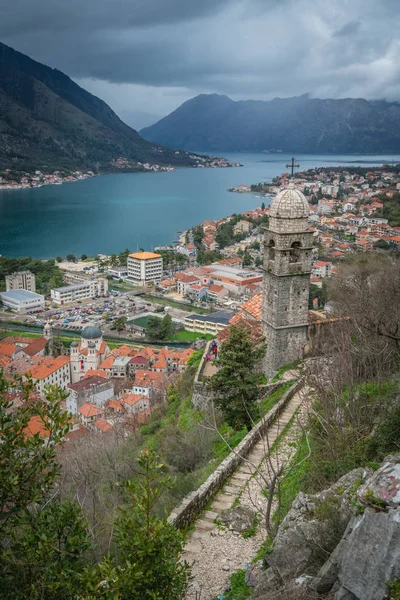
[140,93,400,153]
[0,41,200,174]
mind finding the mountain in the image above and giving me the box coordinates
[0,41,198,173]
[140,93,400,153]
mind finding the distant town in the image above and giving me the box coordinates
[0,154,241,190]
[1,162,399,437]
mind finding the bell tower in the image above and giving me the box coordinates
[262,183,313,376]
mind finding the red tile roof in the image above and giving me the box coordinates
[23,337,47,356]
[28,355,70,380]
[24,416,49,439]
[0,343,17,358]
[78,402,104,418]
[241,291,262,321]
[93,418,112,432]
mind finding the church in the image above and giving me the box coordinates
[70,325,110,383]
[262,183,314,375]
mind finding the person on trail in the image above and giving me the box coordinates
[205,353,211,361]
[213,345,218,359]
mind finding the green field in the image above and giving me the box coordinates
[131,316,212,342]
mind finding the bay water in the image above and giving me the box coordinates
[1,152,399,258]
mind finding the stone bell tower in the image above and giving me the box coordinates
[262,183,313,376]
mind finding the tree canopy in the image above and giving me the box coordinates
[209,326,266,430]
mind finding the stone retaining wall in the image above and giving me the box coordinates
[169,379,303,529]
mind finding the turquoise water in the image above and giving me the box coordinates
[1,152,399,258]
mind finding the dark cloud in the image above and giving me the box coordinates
[333,20,361,37]
[1,0,400,121]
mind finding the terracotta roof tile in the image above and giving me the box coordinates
[93,418,112,432]
[23,338,47,356]
[241,291,262,321]
[78,402,104,418]
[99,356,115,369]
[0,343,17,358]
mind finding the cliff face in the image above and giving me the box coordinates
[0,41,198,172]
[247,455,400,600]
[140,93,400,153]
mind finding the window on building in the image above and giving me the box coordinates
[289,241,301,263]
[268,239,275,260]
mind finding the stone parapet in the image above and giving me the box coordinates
[169,379,303,529]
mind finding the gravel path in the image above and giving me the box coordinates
[183,386,308,600]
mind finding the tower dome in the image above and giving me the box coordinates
[81,325,102,340]
[70,341,78,348]
[269,183,309,219]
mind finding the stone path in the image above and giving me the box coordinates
[202,359,218,378]
[183,386,306,599]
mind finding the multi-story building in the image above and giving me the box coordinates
[6,271,36,292]
[66,375,115,414]
[51,278,108,305]
[127,252,163,286]
[0,290,45,313]
[184,310,233,336]
[27,355,71,396]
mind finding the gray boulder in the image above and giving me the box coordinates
[358,456,400,509]
[334,507,400,600]
[219,506,255,532]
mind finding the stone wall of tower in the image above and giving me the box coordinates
[262,217,314,377]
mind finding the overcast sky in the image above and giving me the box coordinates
[1,0,400,129]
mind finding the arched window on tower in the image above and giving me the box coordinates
[289,241,301,263]
[268,239,275,261]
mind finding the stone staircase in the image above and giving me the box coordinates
[182,390,303,560]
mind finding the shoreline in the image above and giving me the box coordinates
[0,160,242,193]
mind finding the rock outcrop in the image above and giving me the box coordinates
[247,455,400,600]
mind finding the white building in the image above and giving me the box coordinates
[66,375,114,414]
[70,325,110,383]
[5,271,36,292]
[0,290,45,313]
[127,252,163,286]
[51,278,108,305]
[108,266,129,280]
[28,355,71,396]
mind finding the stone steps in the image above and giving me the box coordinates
[183,388,305,567]
[197,519,216,531]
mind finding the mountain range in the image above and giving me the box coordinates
[140,93,400,153]
[0,41,197,174]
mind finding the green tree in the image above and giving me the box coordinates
[3,500,91,599]
[113,316,127,331]
[86,450,191,599]
[66,254,76,262]
[0,375,91,598]
[160,313,173,339]
[210,326,266,430]
[81,253,88,261]
[110,254,118,267]
[146,314,173,340]
[118,248,130,266]
[242,252,252,267]
[55,256,62,263]
[261,201,265,210]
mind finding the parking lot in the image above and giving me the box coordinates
[21,289,193,337]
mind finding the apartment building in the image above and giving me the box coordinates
[5,270,36,292]
[28,356,71,396]
[184,310,233,336]
[51,278,108,305]
[127,252,163,286]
